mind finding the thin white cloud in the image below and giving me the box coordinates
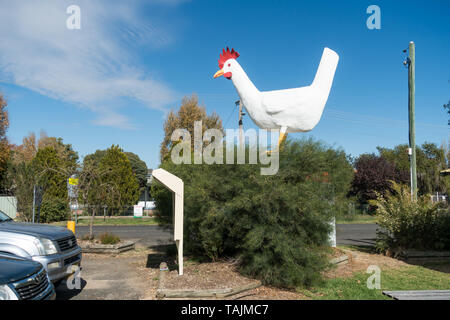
[0,0,181,129]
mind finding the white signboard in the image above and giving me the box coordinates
[152,168,184,275]
[133,205,143,217]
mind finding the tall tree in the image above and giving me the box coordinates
[6,134,78,221]
[84,149,147,193]
[81,145,139,217]
[78,159,120,238]
[124,152,148,194]
[99,145,139,210]
[160,94,223,162]
[32,147,70,199]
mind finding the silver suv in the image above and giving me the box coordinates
[0,211,82,286]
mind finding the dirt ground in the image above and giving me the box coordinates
[142,246,412,300]
[58,245,419,300]
[325,248,408,280]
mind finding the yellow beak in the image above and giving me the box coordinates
[213,69,224,78]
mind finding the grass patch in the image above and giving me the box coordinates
[336,214,377,224]
[298,263,450,300]
[50,216,159,226]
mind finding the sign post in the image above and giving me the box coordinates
[151,168,184,276]
[133,205,143,218]
[68,175,79,224]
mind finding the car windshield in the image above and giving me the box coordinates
[0,211,12,222]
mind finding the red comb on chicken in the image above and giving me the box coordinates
[218,47,240,69]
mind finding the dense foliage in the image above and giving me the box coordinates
[39,197,70,223]
[371,182,450,253]
[377,143,447,195]
[351,142,448,210]
[83,149,147,201]
[80,145,140,213]
[350,154,408,207]
[152,138,354,288]
[4,133,78,221]
[98,145,140,209]
[124,152,148,190]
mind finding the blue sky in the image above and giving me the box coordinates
[1,0,448,169]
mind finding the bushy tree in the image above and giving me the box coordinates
[81,145,139,219]
[78,159,120,239]
[84,149,147,197]
[32,147,70,199]
[39,197,70,223]
[124,152,148,190]
[152,138,354,288]
[371,181,450,253]
[4,160,35,220]
[350,154,408,207]
[5,134,77,221]
[160,95,223,162]
[377,143,447,195]
[98,145,139,209]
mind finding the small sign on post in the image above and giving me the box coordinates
[133,205,143,218]
[68,177,79,186]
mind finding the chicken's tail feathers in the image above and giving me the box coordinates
[311,47,339,94]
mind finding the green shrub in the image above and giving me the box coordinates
[98,232,120,245]
[371,181,450,252]
[152,138,353,288]
[39,197,70,223]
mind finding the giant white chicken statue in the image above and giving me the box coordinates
[213,47,339,150]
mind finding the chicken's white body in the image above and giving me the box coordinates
[224,48,339,133]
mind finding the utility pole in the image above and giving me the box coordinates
[236,100,245,149]
[407,41,418,200]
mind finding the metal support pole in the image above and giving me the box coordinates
[239,101,243,148]
[408,41,417,200]
[32,185,36,223]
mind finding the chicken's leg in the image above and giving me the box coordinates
[277,126,288,150]
[268,126,288,154]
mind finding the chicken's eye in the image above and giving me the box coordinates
[228,63,231,67]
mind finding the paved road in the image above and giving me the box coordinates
[76,225,173,248]
[76,224,378,248]
[336,223,378,247]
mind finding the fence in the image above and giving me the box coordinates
[70,204,156,218]
[430,192,448,205]
[0,196,18,219]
